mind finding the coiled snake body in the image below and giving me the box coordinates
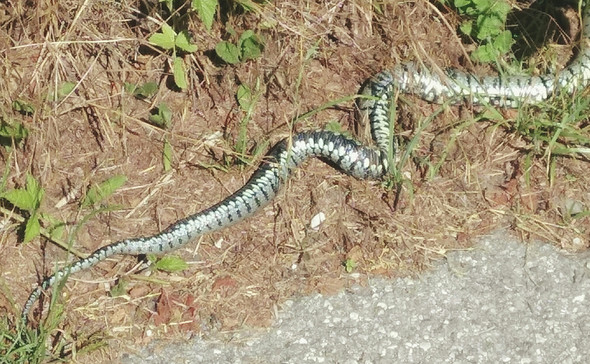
[22,3,590,323]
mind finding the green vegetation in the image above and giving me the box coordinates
[149,23,199,90]
[0,119,28,146]
[1,174,45,243]
[441,0,514,63]
[343,258,357,273]
[124,81,159,99]
[148,254,189,273]
[233,80,267,165]
[149,103,173,129]
[11,100,35,116]
[81,175,128,208]
[215,29,264,64]
[2,0,589,361]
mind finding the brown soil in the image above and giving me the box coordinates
[0,0,589,362]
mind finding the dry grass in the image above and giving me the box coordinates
[1,0,589,362]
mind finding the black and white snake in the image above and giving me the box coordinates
[21,2,590,323]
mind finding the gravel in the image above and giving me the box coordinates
[121,230,590,363]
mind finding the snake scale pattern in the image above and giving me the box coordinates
[22,2,590,323]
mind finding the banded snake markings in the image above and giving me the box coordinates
[21,2,590,323]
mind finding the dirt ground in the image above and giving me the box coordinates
[1,0,589,362]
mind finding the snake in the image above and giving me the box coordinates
[21,2,590,323]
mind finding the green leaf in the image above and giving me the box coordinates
[237,30,254,48]
[24,213,41,243]
[481,107,504,121]
[488,0,510,17]
[149,103,172,128]
[123,82,137,94]
[26,174,44,209]
[159,0,174,12]
[1,174,43,211]
[81,175,127,208]
[58,81,77,98]
[325,121,352,138]
[173,57,188,89]
[0,120,28,142]
[12,99,35,115]
[125,81,158,99]
[154,255,188,272]
[215,41,240,64]
[163,138,173,172]
[343,258,357,273]
[453,0,470,8]
[149,23,176,50]
[472,43,497,62]
[192,0,218,31]
[137,82,159,98]
[42,213,65,241]
[475,14,503,39]
[234,0,257,12]
[459,20,473,36]
[236,84,252,111]
[238,30,263,61]
[109,278,128,297]
[492,29,514,53]
[2,189,36,211]
[175,31,198,53]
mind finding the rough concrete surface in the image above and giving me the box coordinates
[121,230,590,363]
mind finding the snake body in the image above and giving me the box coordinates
[22,2,590,323]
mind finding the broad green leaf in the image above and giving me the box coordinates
[175,31,198,53]
[0,120,28,141]
[81,175,127,208]
[472,43,498,62]
[163,138,173,172]
[155,255,188,272]
[476,14,504,39]
[239,32,263,61]
[492,29,514,53]
[173,57,188,89]
[26,174,44,209]
[236,84,252,111]
[215,41,240,64]
[149,23,176,50]
[58,81,77,98]
[137,82,159,98]
[125,81,158,99]
[192,0,218,31]
[2,174,43,211]
[2,189,36,211]
[24,213,41,243]
[12,99,35,115]
[453,0,470,8]
[123,82,137,94]
[237,30,255,48]
[109,278,128,297]
[159,103,172,126]
[42,213,65,241]
[482,0,510,16]
[459,21,473,36]
[149,103,172,128]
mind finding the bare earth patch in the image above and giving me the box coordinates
[1,0,589,361]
